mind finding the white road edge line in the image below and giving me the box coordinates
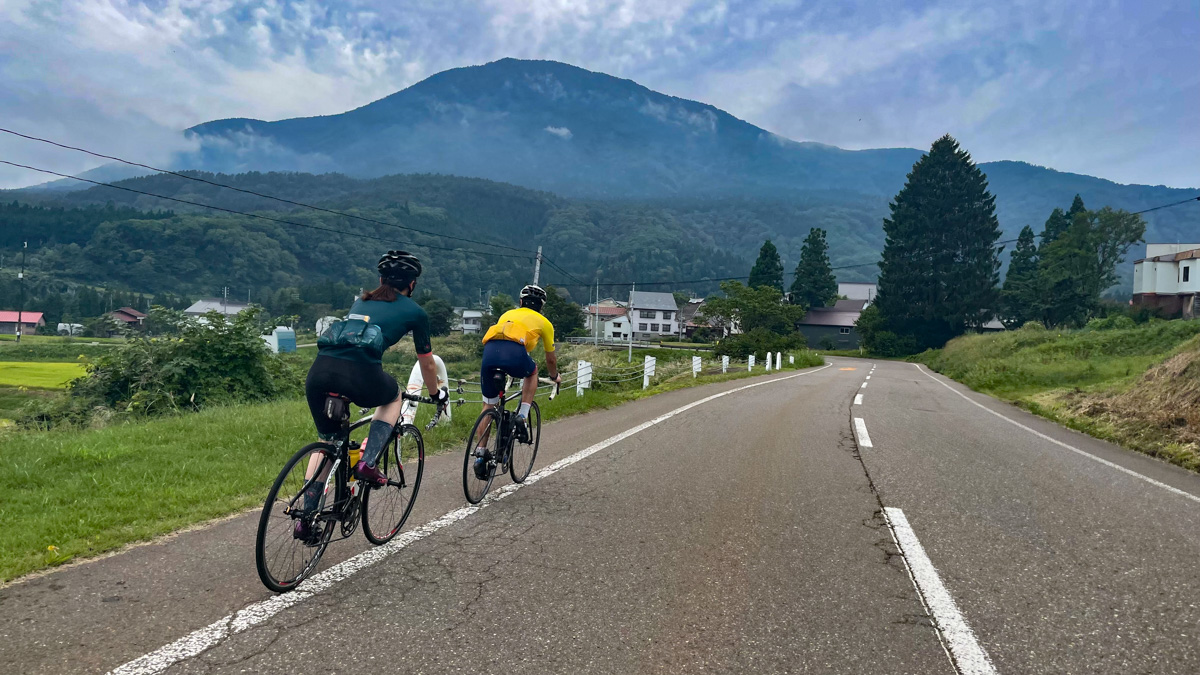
[883,508,996,675]
[854,394,864,406]
[107,364,833,675]
[853,417,873,448]
[913,363,1200,505]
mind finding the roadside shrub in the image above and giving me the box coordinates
[869,331,920,357]
[1084,315,1136,331]
[1020,320,1046,331]
[22,308,299,428]
[714,327,806,359]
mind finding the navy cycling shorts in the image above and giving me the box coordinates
[480,339,537,401]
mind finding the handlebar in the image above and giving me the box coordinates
[538,377,561,400]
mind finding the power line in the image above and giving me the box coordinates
[995,195,1200,245]
[0,126,537,255]
[0,159,534,261]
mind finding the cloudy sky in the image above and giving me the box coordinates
[1,0,1196,189]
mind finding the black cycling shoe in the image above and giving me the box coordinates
[514,416,531,444]
[472,451,491,481]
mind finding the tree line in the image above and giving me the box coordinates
[857,135,1145,355]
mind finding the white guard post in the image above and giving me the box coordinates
[691,355,702,378]
[748,354,755,371]
[643,355,656,389]
[765,352,772,372]
[401,355,451,425]
[576,360,593,396]
[789,354,795,365]
[776,352,782,369]
[722,355,729,373]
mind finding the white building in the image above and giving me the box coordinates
[838,282,877,304]
[457,309,485,334]
[628,291,679,342]
[1133,243,1200,318]
[184,298,250,317]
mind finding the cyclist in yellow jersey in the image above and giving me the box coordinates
[475,285,561,466]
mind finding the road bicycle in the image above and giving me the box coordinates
[255,390,443,593]
[462,376,558,504]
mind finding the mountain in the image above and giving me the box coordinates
[5,58,1196,303]
[181,58,1198,251]
[186,58,924,200]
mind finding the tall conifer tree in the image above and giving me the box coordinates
[789,228,837,307]
[874,135,1001,350]
[1000,225,1040,327]
[748,239,784,292]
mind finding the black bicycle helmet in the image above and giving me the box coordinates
[378,250,422,283]
[520,284,548,309]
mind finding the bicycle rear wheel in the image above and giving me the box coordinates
[362,424,425,544]
[509,401,541,483]
[463,409,501,504]
[255,443,335,593]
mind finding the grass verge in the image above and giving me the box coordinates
[919,321,1200,471]
[0,352,822,582]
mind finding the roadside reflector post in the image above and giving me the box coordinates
[789,354,794,365]
[765,352,772,371]
[644,355,656,389]
[692,355,701,378]
[577,360,592,397]
[748,354,755,371]
[722,355,729,373]
[776,352,782,369]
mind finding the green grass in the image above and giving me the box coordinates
[919,320,1200,472]
[0,352,823,582]
[0,362,88,389]
[919,321,1200,399]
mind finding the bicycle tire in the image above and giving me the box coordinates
[509,401,541,483]
[362,424,425,544]
[255,443,336,593]
[463,409,501,504]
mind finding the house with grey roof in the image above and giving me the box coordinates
[627,291,679,342]
[796,299,867,350]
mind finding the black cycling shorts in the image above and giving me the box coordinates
[305,354,400,436]
[480,339,537,401]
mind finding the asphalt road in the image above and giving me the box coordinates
[3,358,1199,674]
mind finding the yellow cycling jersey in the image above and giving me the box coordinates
[482,307,556,353]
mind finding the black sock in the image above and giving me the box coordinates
[302,486,321,512]
[360,419,394,467]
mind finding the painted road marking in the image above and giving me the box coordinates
[107,364,833,675]
[839,367,858,371]
[884,508,996,675]
[866,375,871,380]
[914,364,1200,506]
[861,382,868,389]
[854,394,864,406]
[853,417,873,448]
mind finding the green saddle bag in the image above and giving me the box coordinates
[317,314,385,360]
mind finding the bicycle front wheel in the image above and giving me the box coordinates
[255,443,335,593]
[362,424,425,544]
[463,409,501,504]
[509,401,541,483]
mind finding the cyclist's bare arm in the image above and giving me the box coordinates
[545,350,561,382]
[416,352,441,398]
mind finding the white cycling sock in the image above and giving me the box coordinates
[518,402,531,418]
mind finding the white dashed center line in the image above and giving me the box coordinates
[853,417,873,448]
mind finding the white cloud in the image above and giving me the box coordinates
[544,126,572,139]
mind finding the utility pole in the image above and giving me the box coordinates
[532,246,543,286]
[223,286,229,315]
[628,283,635,362]
[594,274,600,346]
[16,241,26,343]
